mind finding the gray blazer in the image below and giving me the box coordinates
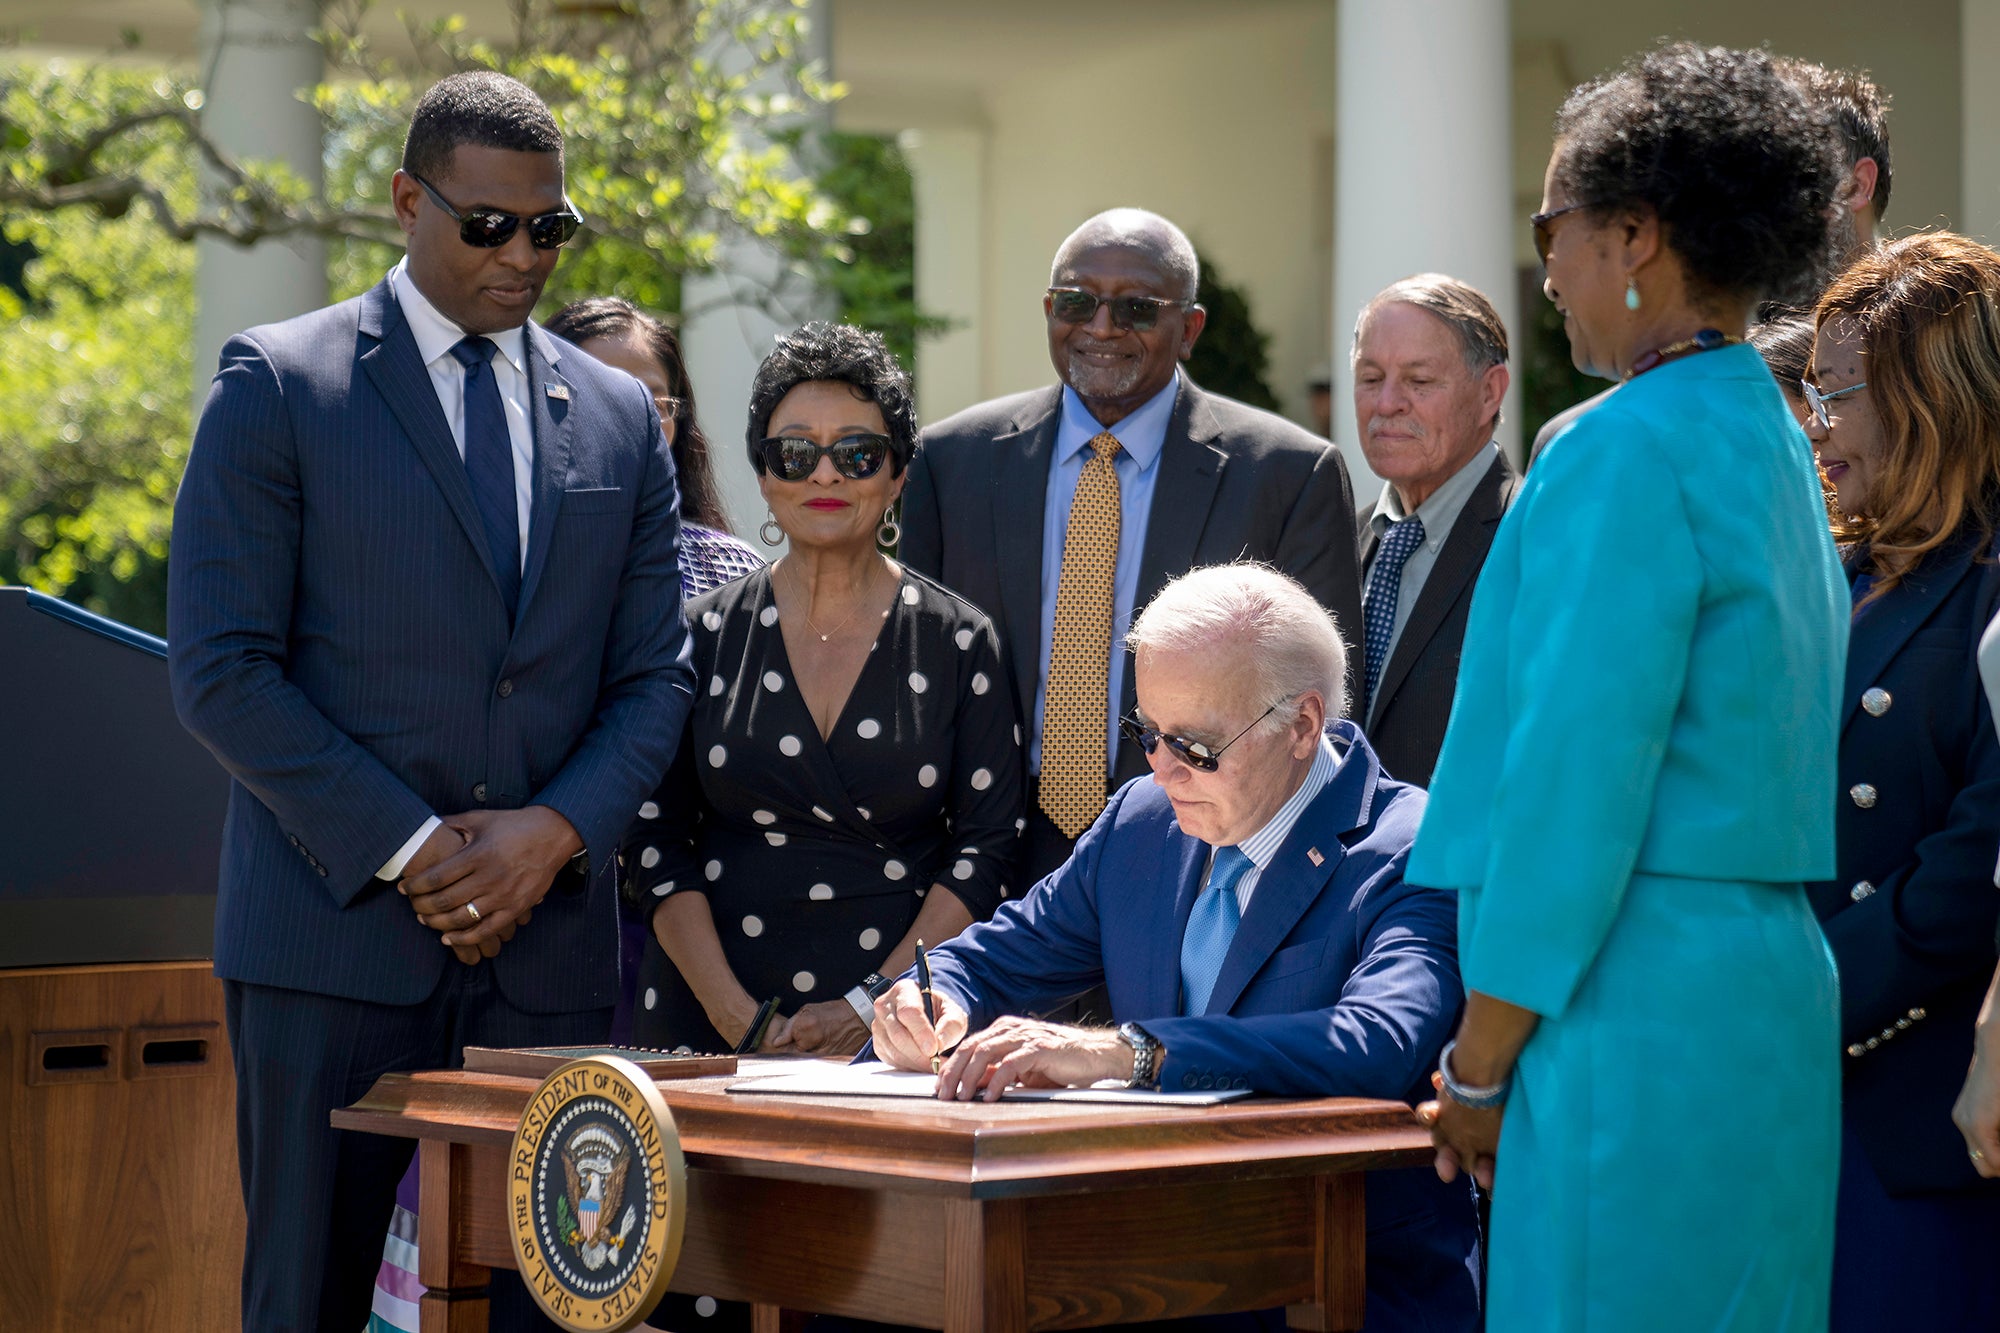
[901,378,1364,787]
[1357,452,1519,789]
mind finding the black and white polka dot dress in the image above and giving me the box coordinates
[625,564,1023,1051]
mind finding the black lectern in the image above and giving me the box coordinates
[0,587,227,964]
[0,587,242,1329]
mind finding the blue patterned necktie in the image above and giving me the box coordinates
[1361,515,1425,718]
[449,336,522,619]
[1180,846,1256,1016]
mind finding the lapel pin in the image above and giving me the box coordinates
[1306,847,1325,866]
[545,383,571,401]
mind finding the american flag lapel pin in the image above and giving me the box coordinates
[1306,847,1325,867]
[545,383,571,401]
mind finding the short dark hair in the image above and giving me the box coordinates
[1747,315,1815,400]
[545,297,732,534]
[402,71,563,183]
[1357,273,1510,372]
[1775,57,1893,220]
[745,322,918,476]
[1553,43,1843,306]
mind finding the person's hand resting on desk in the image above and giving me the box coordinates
[872,981,1150,1101]
[768,1000,871,1057]
[400,807,575,962]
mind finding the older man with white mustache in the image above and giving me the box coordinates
[1352,274,1518,788]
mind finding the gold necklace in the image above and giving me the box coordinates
[784,562,879,643]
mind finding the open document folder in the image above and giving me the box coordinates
[726,1060,1253,1105]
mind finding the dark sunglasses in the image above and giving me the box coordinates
[1529,201,1603,267]
[1046,287,1193,332]
[1119,703,1278,773]
[410,171,581,250]
[756,434,895,482]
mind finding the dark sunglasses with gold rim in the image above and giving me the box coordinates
[755,433,896,482]
[1046,287,1196,333]
[409,171,582,250]
[1119,703,1279,773]
[1529,200,1607,267]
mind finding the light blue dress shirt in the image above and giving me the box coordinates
[1031,372,1179,774]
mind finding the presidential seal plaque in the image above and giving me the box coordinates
[509,1056,686,1331]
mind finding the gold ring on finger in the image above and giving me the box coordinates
[466,901,482,924]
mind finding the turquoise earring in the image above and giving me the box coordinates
[1625,280,1642,311]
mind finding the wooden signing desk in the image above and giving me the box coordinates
[335,1067,1432,1333]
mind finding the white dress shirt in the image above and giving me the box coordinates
[1207,734,1342,913]
[1362,442,1498,684]
[376,261,543,880]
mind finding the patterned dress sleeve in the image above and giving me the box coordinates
[620,598,715,918]
[935,605,1024,919]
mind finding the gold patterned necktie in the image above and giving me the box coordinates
[1040,432,1123,838]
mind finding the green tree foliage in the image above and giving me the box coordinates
[808,131,943,373]
[0,67,197,634]
[1185,251,1281,412]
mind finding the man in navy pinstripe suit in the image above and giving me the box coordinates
[168,72,693,1330]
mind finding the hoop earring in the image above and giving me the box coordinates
[1625,280,1642,311]
[877,506,902,550]
[759,511,784,546]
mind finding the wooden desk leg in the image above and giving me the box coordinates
[942,1197,1026,1333]
[419,1139,492,1333]
[1285,1173,1365,1333]
[750,1305,812,1333]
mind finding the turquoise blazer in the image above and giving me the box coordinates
[1408,345,1849,1017]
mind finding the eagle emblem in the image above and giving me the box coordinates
[557,1124,637,1271]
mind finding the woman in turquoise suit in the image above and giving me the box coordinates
[1414,44,1850,1331]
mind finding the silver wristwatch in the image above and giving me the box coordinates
[1118,1022,1162,1089]
[844,972,893,1026]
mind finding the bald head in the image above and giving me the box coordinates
[1051,209,1199,303]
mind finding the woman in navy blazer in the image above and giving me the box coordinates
[1804,233,2000,1329]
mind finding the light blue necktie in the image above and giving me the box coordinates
[449,336,522,620]
[1362,515,1425,718]
[1180,846,1255,1016]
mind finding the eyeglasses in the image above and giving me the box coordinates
[409,171,582,250]
[1801,378,1867,429]
[1046,287,1193,333]
[756,434,895,482]
[1529,201,1603,267]
[1119,703,1279,773]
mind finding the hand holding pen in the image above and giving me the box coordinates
[916,939,941,1073]
[871,973,970,1079]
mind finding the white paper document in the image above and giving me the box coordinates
[725,1060,1253,1105]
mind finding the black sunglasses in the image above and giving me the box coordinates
[1529,201,1603,267]
[410,171,581,250]
[756,434,895,482]
[1046,287,1193,333]
[1119,703,1278,773]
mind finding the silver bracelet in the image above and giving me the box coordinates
[843,985,876,1027]
[1438,1039,1511,1109]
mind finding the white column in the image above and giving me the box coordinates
[1964,0,2000,244]
[193,0,327,404]
[1332,0,1517,487]
[679,0,832,553]
[901,124,989,421]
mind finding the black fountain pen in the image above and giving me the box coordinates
[915,939,941,1075]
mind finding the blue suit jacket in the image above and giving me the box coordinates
[922,722,1477,1330]
[1810,528,2000,1194]
[168,278,694,1012]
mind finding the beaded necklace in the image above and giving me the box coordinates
[1624,327,1742,380]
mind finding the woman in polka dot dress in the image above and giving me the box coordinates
[624,322,1022,1058]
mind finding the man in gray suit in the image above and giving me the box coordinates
[1352,274,1517,789]
[901,209,1363,885]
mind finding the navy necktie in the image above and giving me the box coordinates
[449,336,522,620]
[1180,846,1256,1016]
[1361,515,1425,718]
